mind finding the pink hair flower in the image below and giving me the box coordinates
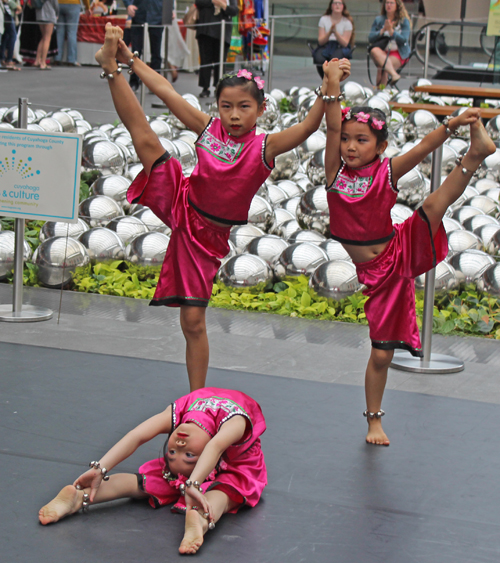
[237,69,253,80]
[355,112,371,123]
[254,76,265,90]
[341,106,352,121]
[371,118,385,130]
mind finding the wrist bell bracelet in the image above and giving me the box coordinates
[441,115,453,135]
[100,65,122,80]
[314,86,324,98]
[363,409,385,419]
[185,479,204,493]
[455,155,473,175]
[127,51,140,75]
[89,460,110,480]
[323,93,345,103]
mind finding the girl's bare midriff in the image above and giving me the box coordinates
[343,240,389,264]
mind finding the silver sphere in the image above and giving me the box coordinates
[473,178,500,194]
[0,231,32,280]
[172,139,197,172]
[277,180,303,199]
[75,119,93,134]
[481,187,500,202]
[271,208,296,235]
[246,234,289,265]
[257,94,281,130]
[319,239,351,261]
[79,195,123,227]
[391,203,413,225]
[309,259,361,300]
[33,236,90,288]
[83,140,126,176]
[449,249,496,284]
[442,216,464,234]
[306,148,327,186]
[270,148,300,181]
[476,263,500,295]
[2,105,36,125]
[299,131,326,159]
[448,229,483,253]
[452,205,484,224]
[39,218,89,242]
[463,214,499,232]
[485,115,500,140]
[296,186,330,235]
[464,195,499,217]
[481,148,500,176]
[396,168,426,208]
[38,117,64,132]
[127,163,144,182]
[365,96,391,117]
[159,138,180,159]
[229,225,266,253]
[277,218,302,240]
[415,261,459,292]
[404,110,438,140]
[125,232,170,266]
[341,81,367,105]
[106,216,149,245]
[267,184,289,207]
[218,254,272,290]
[270,88,287,103]
[221,239,237,266]
[91,175,131,209]
[280,196,301,218]
[132,207,171,234]
[274,242,328,279]
[475,224,500,255]
[248,195,275,232]
[295,176,314,192]
[79,227,126,263]
[150,119,172,138]
[389,110,405,131]
[287,230,327,245]
[50,111,76,132]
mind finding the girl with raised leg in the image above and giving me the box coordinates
[94,24,351,392]
[39,387,267,555]
[323,60,496,445]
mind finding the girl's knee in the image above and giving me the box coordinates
[180,307,207,339]
[370,348,394,370]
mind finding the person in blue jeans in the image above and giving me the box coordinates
[54,0,90,66]
[1,0,22,70]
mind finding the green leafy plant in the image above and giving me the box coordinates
[279,97,293,114]
[80,170,101,202]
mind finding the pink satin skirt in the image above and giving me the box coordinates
[355,208,448,357]
[127,157,231,307]
[138,440,267,514]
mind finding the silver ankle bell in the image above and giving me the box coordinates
[82,492,90,512]
[363,409,385,419]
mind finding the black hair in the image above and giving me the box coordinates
[345,105,389,144]
[215,74,266,106]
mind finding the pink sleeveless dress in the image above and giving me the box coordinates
[127,118,273,307]
[328,158,448,357]
[138,388,267,513]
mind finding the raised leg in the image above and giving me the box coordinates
[38,473,147,525]
[180,305,209,391]
[95,24,164,175]
[422,120,496,236]
[179,489,238,555]
[365,347,393,446]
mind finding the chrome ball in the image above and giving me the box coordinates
[257,94,281,129]
[464,195,499,217]
[125,232,170,266]
[404,110,438,140]
[391,203,413,225]
[271,208,296,234]
[309,259,361,300]
[274,242,328,279]
[267,184,289,207]
[270,88,287,103]
[33,236,90,288]
[83,140,126,176]
[389,110,405,131]
[442,217,464,234]
[481,187,500,202]
[39,218,89,242]
[463,214,499,232]
[248,195,275,232]
[341,81,367,105]
[150,119,172,138]
[246,235,289,265]
[280,196,301,218]
[38,117,64,132]
[296,186,330,235]
[159,138,180,159]
[452,206,484,224]
[172,139,197,172]
[365,96,391,117]
[449,249,496,283]
[396,168,426,208]
[299,131,326,159]
[476,263,500,295]
[287,230,326,245]
[218,254,272,290]
[78,227,126,263]
[448,229,482,253]
[415,261,459,292]
[319,240,351,261]
[2,105,36,125]
[106,216,149,245]
[132,207,171,234]
[270,148,300,181]
[474,179,500,195]
[91,175,131,209]
[127,163,144,182]
[277,180,303,199]
[50,111,76,132]
[485,114,500,140]
[481,148,500,176]
[75,119,93,134]
[277,219,301,240]
[306,148,327,186]
[475,224,500,255]
[79,195,123,227]
[229,225,266,253]
[221,239,237,266]
[0,231,32,280]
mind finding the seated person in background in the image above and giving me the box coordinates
[312,0,354,78]
[368,0,411,87]
[90,0,117,16]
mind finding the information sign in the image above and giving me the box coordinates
[0,129,81,223]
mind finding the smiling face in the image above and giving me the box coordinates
[166,422,211,477]
[217,85,265,137]
[340,120,387,168]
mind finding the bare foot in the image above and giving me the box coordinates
[38,485,82,525]
[179,509,208,555]
[95,23,123,68]
[465,120,496,166]
[366,418,390,446]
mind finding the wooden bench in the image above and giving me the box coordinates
[389,102,500,120]
[412,85,500,107]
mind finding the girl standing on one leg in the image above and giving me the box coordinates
[39,387,267,555]
[94,24,350,392]
[323,60,496,446]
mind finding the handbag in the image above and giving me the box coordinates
[368,35,390,53]
[184,4,199,31]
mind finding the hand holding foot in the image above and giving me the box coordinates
[95,23,123,72]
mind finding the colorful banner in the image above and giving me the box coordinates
[487,0,500,36]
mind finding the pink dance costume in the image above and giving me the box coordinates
[127,118,274,307]
[327,157,448,357]
[138,387,267,513]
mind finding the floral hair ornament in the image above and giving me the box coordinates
[371,118,385,130]
[355,112,371,123]
[237,69,253,81]
[254,76,265,90]
[341,107,352,121]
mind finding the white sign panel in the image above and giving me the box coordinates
[0,129,82,223]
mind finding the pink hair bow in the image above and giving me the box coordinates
[371,118,385,130]
[254,76,265,90]
[237,69,253,80]
[355,112,371,123]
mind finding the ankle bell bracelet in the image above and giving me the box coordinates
[455,155,473,175]
[82,492,90,512]
[363,409,385,419]
[89,460,110,480]
[100,65,122,80]
[127,51,140,74]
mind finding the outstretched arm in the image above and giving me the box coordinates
[74,405,173,501]
[116,37,210,135]
[391,108,482,183]
[265,58,350,164]
[324,59,345,185]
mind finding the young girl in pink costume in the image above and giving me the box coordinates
[323,61,496,446]
[94,24,350,393]
[38,387,267,555]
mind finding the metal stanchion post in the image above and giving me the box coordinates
[219,19,226,81]
[390,145,463,374]
[267,17,275,92]
[424,25,431,80]
[0,98,53,322]
[140,23,148,109]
